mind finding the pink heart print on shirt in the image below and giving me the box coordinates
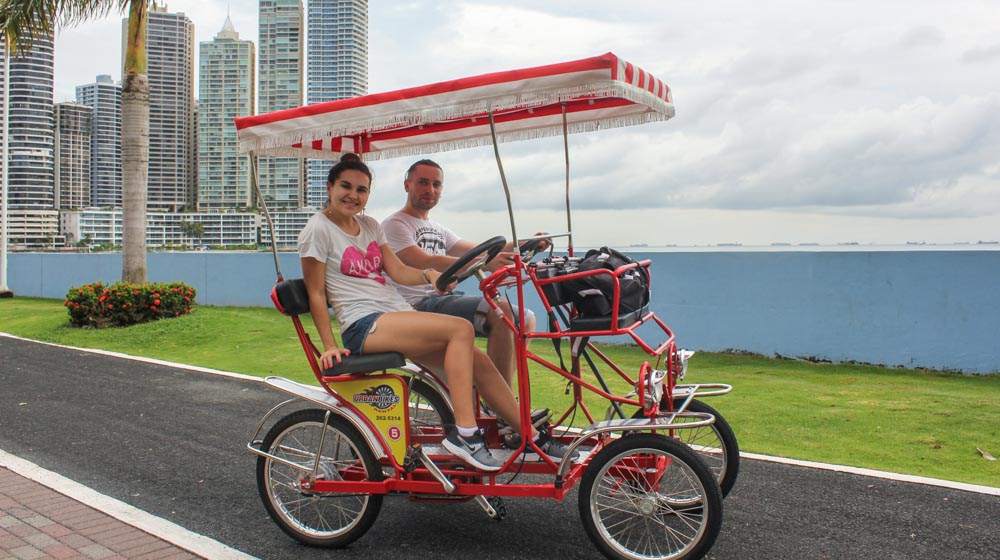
[341,241,387,285]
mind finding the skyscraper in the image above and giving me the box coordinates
[305,0,368,208]
[76,75,121,208]
[0,34,55,210]
[197,16,256,211]
[140,4,195,212]
[54,102,92,210]
[0,33,58,246]
[258,0,304,210]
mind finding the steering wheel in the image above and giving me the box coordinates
[436,236,507,291]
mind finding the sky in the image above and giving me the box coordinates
[51,0,1000,247]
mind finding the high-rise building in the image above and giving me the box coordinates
[0,34,56,210]
[305,0,368,208]
[258,0,305,210]
[198,16,256,211]
[0,33,58,247]
[133,4,195,212]
[75,74,121,208]
[54,102,93,210]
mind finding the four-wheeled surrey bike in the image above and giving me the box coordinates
[237,52,738,560]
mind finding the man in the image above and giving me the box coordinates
[382,159,538,387]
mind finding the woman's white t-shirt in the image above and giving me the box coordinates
[298,213,412,332]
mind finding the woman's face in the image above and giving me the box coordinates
[326,169,371,218]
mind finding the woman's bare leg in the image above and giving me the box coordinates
[362,311,479,429]
[416,345,528,435]
[363,311,530,435]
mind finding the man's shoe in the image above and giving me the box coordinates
[442,428,504,472]
[522,428,580,464]
[497,408,551,434]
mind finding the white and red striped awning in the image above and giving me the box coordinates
[235,52,673,160]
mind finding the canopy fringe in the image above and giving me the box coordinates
[239,81,672,156]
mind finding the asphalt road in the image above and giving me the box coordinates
[1,335,998,559]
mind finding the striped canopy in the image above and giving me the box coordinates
[235,52,673,160]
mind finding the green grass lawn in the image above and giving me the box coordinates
[3,297,998,488]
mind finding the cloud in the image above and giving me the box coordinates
[897,25,946,48]
[962,43,1000,62]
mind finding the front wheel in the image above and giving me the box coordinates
[579,434,723,560]
[632,399,740,497]
[256,409,383,548]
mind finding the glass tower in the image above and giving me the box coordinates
[305,0,369,209]
[0,34,55,210]
[75,75,121,208]
[258,0,305,210]
[140,5,196,212]
[197,16,256,211]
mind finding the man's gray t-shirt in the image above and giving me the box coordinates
[381,210,460,304]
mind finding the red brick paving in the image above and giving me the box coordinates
[0,468,200,560]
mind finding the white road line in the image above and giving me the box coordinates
[0,332,263,382]
[0,449,259,560]
[740,452,1000,496]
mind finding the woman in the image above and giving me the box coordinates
[298,154,572,471]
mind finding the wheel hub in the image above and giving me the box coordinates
[638,497,657,516]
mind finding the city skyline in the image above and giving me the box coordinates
[43,0,1000,247]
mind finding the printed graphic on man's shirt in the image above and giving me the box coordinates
[341,241,387,285]
[415,227,447,256]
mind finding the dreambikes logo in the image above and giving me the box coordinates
[352,384,401,410]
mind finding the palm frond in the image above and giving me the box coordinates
[0,0,131,52]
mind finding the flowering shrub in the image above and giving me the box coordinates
[64,281,197,328]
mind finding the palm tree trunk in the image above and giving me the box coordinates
[121,0,149,283]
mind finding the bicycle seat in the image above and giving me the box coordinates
[321,352,406,376]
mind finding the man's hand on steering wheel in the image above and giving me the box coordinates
[519,232,552,261]
[485,251,517,272]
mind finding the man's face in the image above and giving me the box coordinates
[405,164,444,211]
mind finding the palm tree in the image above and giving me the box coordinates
[1,0,150,283]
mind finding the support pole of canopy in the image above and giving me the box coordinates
[487,110,518,249]
[561,103,574,257]
[250,154,283,282]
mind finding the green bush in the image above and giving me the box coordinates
[64,281,197,328]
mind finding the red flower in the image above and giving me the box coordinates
[134,290,139,296]
[154,299,161,306]
[150,305,157,311]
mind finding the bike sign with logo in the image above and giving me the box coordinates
[330,375,409,462]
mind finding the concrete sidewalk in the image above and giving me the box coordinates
[1,467,200,560]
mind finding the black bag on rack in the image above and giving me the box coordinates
[563,247,650,317]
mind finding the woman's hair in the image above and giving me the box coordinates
[327,153,372,184]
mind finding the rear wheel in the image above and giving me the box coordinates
[257,409,383,547]
[579,434,722,560]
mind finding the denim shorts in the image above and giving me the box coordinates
[341,312,382,354]
[414,294,534,336]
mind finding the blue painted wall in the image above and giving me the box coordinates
[5,250,998,374]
